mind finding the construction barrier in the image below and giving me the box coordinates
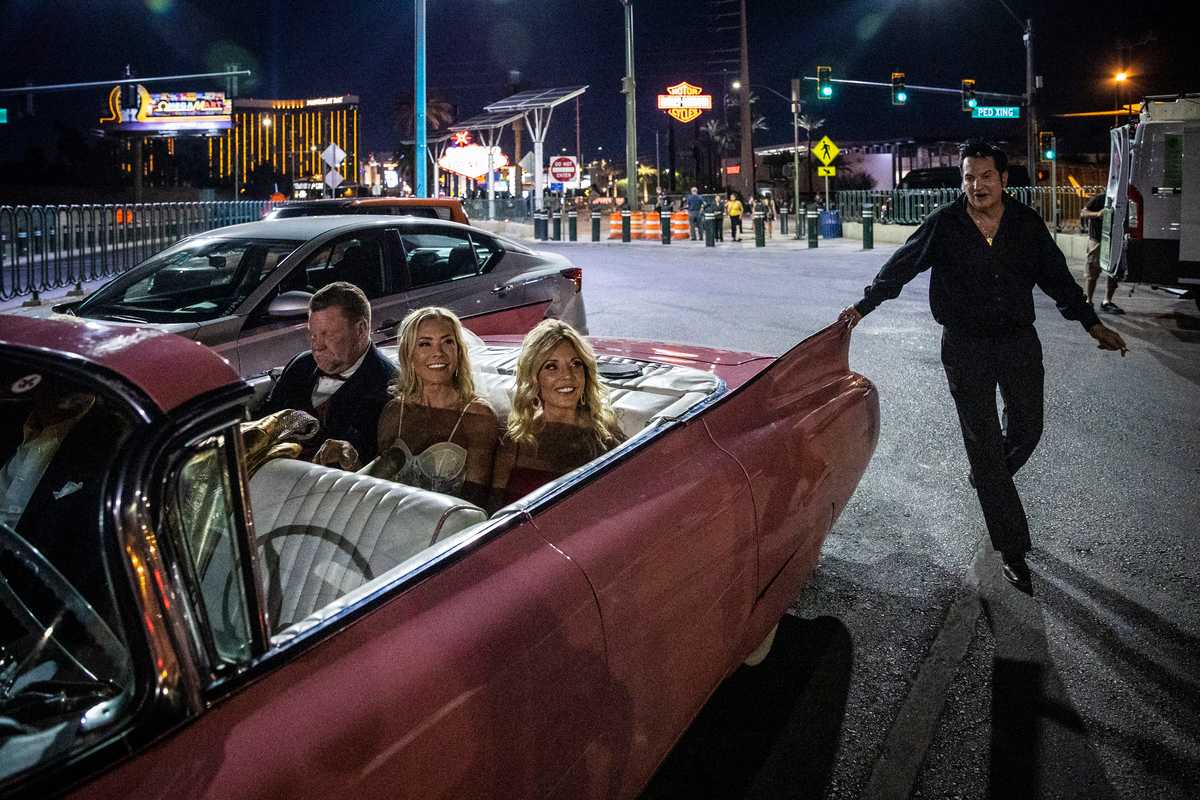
[642,213,661,241]
[670,211,690,240]
[629,211,645,240]
[608,212,622,239]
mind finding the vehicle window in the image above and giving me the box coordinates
[399,231,480,287]
[469,232,502,271]
[168,433,253,667]
[1163,134,1182,189]
[0,362,136,784]
[281,233,387,298]
[75,237,301,323]
[381,207,440,219]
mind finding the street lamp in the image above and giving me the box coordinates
[732,81,803,231]
[1114,71,1128,128]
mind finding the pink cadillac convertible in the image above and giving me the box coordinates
[0,313,877,799]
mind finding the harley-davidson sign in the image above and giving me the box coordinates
[657,82,713,124]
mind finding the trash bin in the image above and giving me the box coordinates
[818,209,842,239]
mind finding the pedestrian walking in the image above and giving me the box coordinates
[763,193,777,239]
[837,139,1129,593]
[686,187,704,240]
[1080,191,1124,314]
[727,192,744,241]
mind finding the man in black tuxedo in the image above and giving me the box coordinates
[262,281,397,470]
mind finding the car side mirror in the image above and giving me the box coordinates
[266,291,312,319]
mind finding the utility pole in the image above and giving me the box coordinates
[621,0,638,210]
[1024,17,1037,186]
[737,0,753,198]
[791,79,801,224]
[414,0,427,197]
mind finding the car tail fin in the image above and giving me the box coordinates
[560,267,582,293]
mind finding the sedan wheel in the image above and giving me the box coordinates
[743,622,779,667]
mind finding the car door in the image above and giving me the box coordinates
[395,226,527,323]
[79,459,615,799]
[524,422,758,798]
[1102,125,1132,278]
[235,229,403,377]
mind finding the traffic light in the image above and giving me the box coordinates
[1039,131,1055,160]
[891,72,908,105]
[961,79,977,111]
[816,66,833,100]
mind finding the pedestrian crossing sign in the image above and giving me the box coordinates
[813,136,840,166]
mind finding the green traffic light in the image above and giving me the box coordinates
[968,98,978,108]
[821,86,832,97]
[896,91,908,104]
[1043,149,1055,160]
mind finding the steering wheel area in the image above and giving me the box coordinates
[0,527,130,724]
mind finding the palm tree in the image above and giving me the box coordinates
[798,114,825,195]
[392,92,457,188]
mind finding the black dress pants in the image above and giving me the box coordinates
[940,327,1045,557]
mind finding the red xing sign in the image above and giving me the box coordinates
[548,155,578,182]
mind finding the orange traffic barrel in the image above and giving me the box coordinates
[629,211,645,240]
[608,212,622,239]
[642,212,661,240]
[670,211,690,239]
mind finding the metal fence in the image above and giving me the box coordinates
[836,187,1105,231]
[0,201,275,302]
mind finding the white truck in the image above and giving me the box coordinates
[1102,94,1200,309]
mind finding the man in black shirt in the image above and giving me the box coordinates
[838,140,1128,592]
[1081,191,1123,313]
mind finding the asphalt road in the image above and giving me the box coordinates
[530,236,1200,800]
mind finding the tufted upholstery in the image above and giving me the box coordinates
[248,459,486,631]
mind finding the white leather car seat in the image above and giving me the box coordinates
[248,459,486,631]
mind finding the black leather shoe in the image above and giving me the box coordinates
[1001,556,1032,593]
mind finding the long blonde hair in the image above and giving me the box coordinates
[389,306,477,405]
[507,319,620,447]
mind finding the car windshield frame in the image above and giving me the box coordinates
[75,236,303,324]
[0,350,143,789]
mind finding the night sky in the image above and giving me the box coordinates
[0,0,1191,163]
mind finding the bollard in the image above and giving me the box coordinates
[660,211,672,244]
[591,213,601,242]
[780,207,789,236]
[568,211,578,242]
[552,212,562,241]
[703,212,715,247]
[754,211,766,247]
[621,209,632,243]
[862,202,874,250]
[807,205,819,249]
[533,211,545,240]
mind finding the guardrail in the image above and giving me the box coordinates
[0,201,275,303]
[836,187,1104,231]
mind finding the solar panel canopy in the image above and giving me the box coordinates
[484,86,588,112]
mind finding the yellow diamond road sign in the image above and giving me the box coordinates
[813,136,840,166]
[817,166,836,177]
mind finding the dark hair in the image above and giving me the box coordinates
[310,281,371,327]
[958,139,1008,174]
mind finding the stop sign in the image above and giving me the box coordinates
[549,156,578,182]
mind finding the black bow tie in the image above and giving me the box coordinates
[318,371,348,382]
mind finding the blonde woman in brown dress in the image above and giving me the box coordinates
[376,307,498,506]
[490,319,625,511]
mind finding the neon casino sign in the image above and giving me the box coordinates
[438,144,509,180]
[101,85,232,133]
[657,82,713,124]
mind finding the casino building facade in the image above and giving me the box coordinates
[210,95,361,194]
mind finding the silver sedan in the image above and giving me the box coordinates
[58,215,586,377]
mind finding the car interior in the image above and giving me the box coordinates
[231,339,724,645]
